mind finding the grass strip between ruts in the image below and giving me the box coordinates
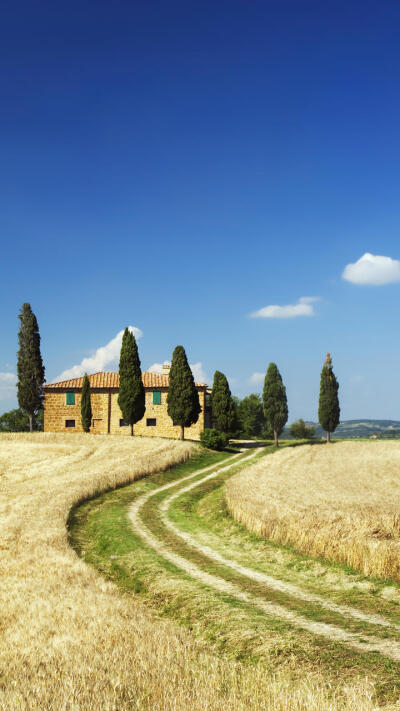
[69,445,400,704]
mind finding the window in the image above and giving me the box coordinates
[146,418,156,427]
[120,419,128,427]
[153,390,161,405]
[65,420,75,428]
[66,392,75,405]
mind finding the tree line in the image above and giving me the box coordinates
[208,354,340,445]
[8,303,340,443]
[117,329,201,439]
[13,312,202,439]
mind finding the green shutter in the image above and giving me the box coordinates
[66,392,75,405]
[153,390,161,405]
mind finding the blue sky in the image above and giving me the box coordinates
[2,0,400,421]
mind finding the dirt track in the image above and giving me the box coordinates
[129,448,400,662]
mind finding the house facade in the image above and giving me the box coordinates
[43,365,210,440]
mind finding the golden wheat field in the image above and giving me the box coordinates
[226,441,400,583]
[0,433,395,711]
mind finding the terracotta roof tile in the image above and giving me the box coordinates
[44,371,207,390]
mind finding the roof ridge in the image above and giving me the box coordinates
[45,370,207,390]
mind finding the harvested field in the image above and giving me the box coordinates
[1,434,395,710]
[225,441,400,582]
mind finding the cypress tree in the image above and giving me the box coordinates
[167,345,201,440]
[228,395,239,436]
[318,353,340,443]
[118,328,145,436]
[262,362,288,447]
[17,303,45,432]
[81,373,92,433]
[211,370,232,434]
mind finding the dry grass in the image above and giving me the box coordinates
[0,434,395,710]
[226,441,400,583]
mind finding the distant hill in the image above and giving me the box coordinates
[285,419,400,439]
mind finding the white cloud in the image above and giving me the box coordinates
[342,253,400,285]
[249,372,264,384]
[0,373,17,383]
[190,362,208,384]
[148,361,170,374]
[350,374,364,383]
[148,360,209,384]
[0,372,17,400]
[54,326,143,382]
[250,296,319,319]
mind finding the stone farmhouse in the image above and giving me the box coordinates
[43,364,210,440]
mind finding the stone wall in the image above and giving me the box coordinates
[43,391,109,434]
[44,387,206,440]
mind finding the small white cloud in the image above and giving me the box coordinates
[54,326,143,382]
[148,361,170,374]
[249,372,264,384]
[350,374,364,383]
[250,296,319,319]
[190,362,208,384]
[0,372,17,400]
[148,360,209,384]
[0,373,17,383]
[342,253,400,285]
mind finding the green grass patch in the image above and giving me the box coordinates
[69,445,400,704]
[170,471,400,627]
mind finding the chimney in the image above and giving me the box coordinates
[162,362,171,375]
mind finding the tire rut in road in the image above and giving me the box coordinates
[161,467,400,632]
[128,449,400,662]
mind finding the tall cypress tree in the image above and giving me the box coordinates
[167,345,201,440]
[228,395,239,436]
[81,373,92,433]
[318,353,340,443]
[17,303,45,432]
[211,370,232,434]
[262,362,288,447]
[118,328,145,436]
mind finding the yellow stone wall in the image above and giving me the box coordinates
[44,387,206,440]
[43,391,109,434]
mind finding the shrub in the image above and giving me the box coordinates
[289,418,316,440]
[200,428,229,451]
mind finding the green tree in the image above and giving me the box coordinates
[167,345,201,440]
[17,303,45,432]
[237,394,265,438]
[289,418,316,440]
[318,353,340,443]
[0,408,30,432]
[228,395,239,436]
[36,408,44,430]
[0,408,43,432]
[262,363,288,447]
[81,373,92,433]
[211,370,233,434]
[118,328,145,436]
